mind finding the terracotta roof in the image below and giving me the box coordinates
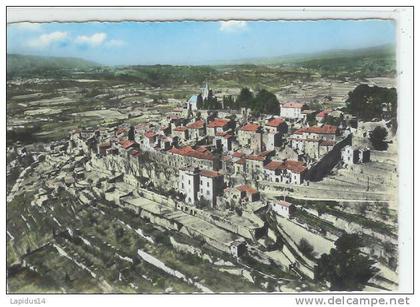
[116,127,128,134]
[234,158,246,165]
[200,170,222,178]
[289,137,320,143]
[284,160,307,174]
[264,161,284,171]
[266,117,286,127]
[276,200,292,208]
[208,118,230,128]
[174,126,188,132]
[232,151,244,158]
[222,155,232,162]
[215,131,228,137]
[236,184,258,194]
[264,160,307,174]
[316,110,330,118]
[144,131,156,139]
[120,140,136,150]
[131,150,141,157]
[186,120,205,129]
[168,146,214,161]
[246,155,266,161]
[282,102,305,109]
[99,142,111,148]
[196,146,209,153]
[240,123,261,132]
[295,125,337,135]
[320,140,336,146]
[260,150,274,157]
[293,128,305,135]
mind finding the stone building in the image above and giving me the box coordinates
[265,117,288,151]
[280,102,306,120]
[166,146,218,170]
[186,119,206,141]
[206,118,232,136]
[235,184,260,202]
[198,170,225,208]
[271,200,296,218]
[289,124,339,158]
[263,159,307,185]
[179,167,200,205]
[238,123,263,152]
[172,126,189,142]
[341,145,371,166]
[213,132,233,152]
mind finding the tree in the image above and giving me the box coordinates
[325,115,342,126]
[128,125,135,141]
[306,112,316,126]
[369,126,388,151]
[236,88,254,108]
[298,238,315,258]
[253,89,280,114]
[316,234,378,291]
[222,95,236,109]
[346,84,397,121]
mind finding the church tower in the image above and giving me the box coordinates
[201,83,209,100]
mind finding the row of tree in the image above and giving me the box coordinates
[346,84,397,121]
[315,233,378,291]
[192,87,281,114]
[221,88,280,114]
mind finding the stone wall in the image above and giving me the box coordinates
[306,134,352,181]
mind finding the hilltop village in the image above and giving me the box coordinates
[7,83,399,292]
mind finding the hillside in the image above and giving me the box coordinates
[220,44,395,65]
[215,44,396,80]
[7,44,396,83]
[7,54,100,79]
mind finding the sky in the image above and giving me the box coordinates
[7,19,396,65]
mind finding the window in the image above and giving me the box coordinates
[207,190,210,195]
[207,182,210,187]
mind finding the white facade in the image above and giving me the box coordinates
[271,200,294,218]
[342,145,358,165]
[179,168,200,205]
[213,136,232,152]
[341,145,370,165]
[264,168,304,185]
[198,171,224,208]
[186,95,199,111]
[266,132,281,151]
[280,105,305,119]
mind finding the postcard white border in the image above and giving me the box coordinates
[1,2,415,307]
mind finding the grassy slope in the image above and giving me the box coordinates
[7,54,100,78]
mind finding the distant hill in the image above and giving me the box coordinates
[7,54,100,78]
[218,44,396,65]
